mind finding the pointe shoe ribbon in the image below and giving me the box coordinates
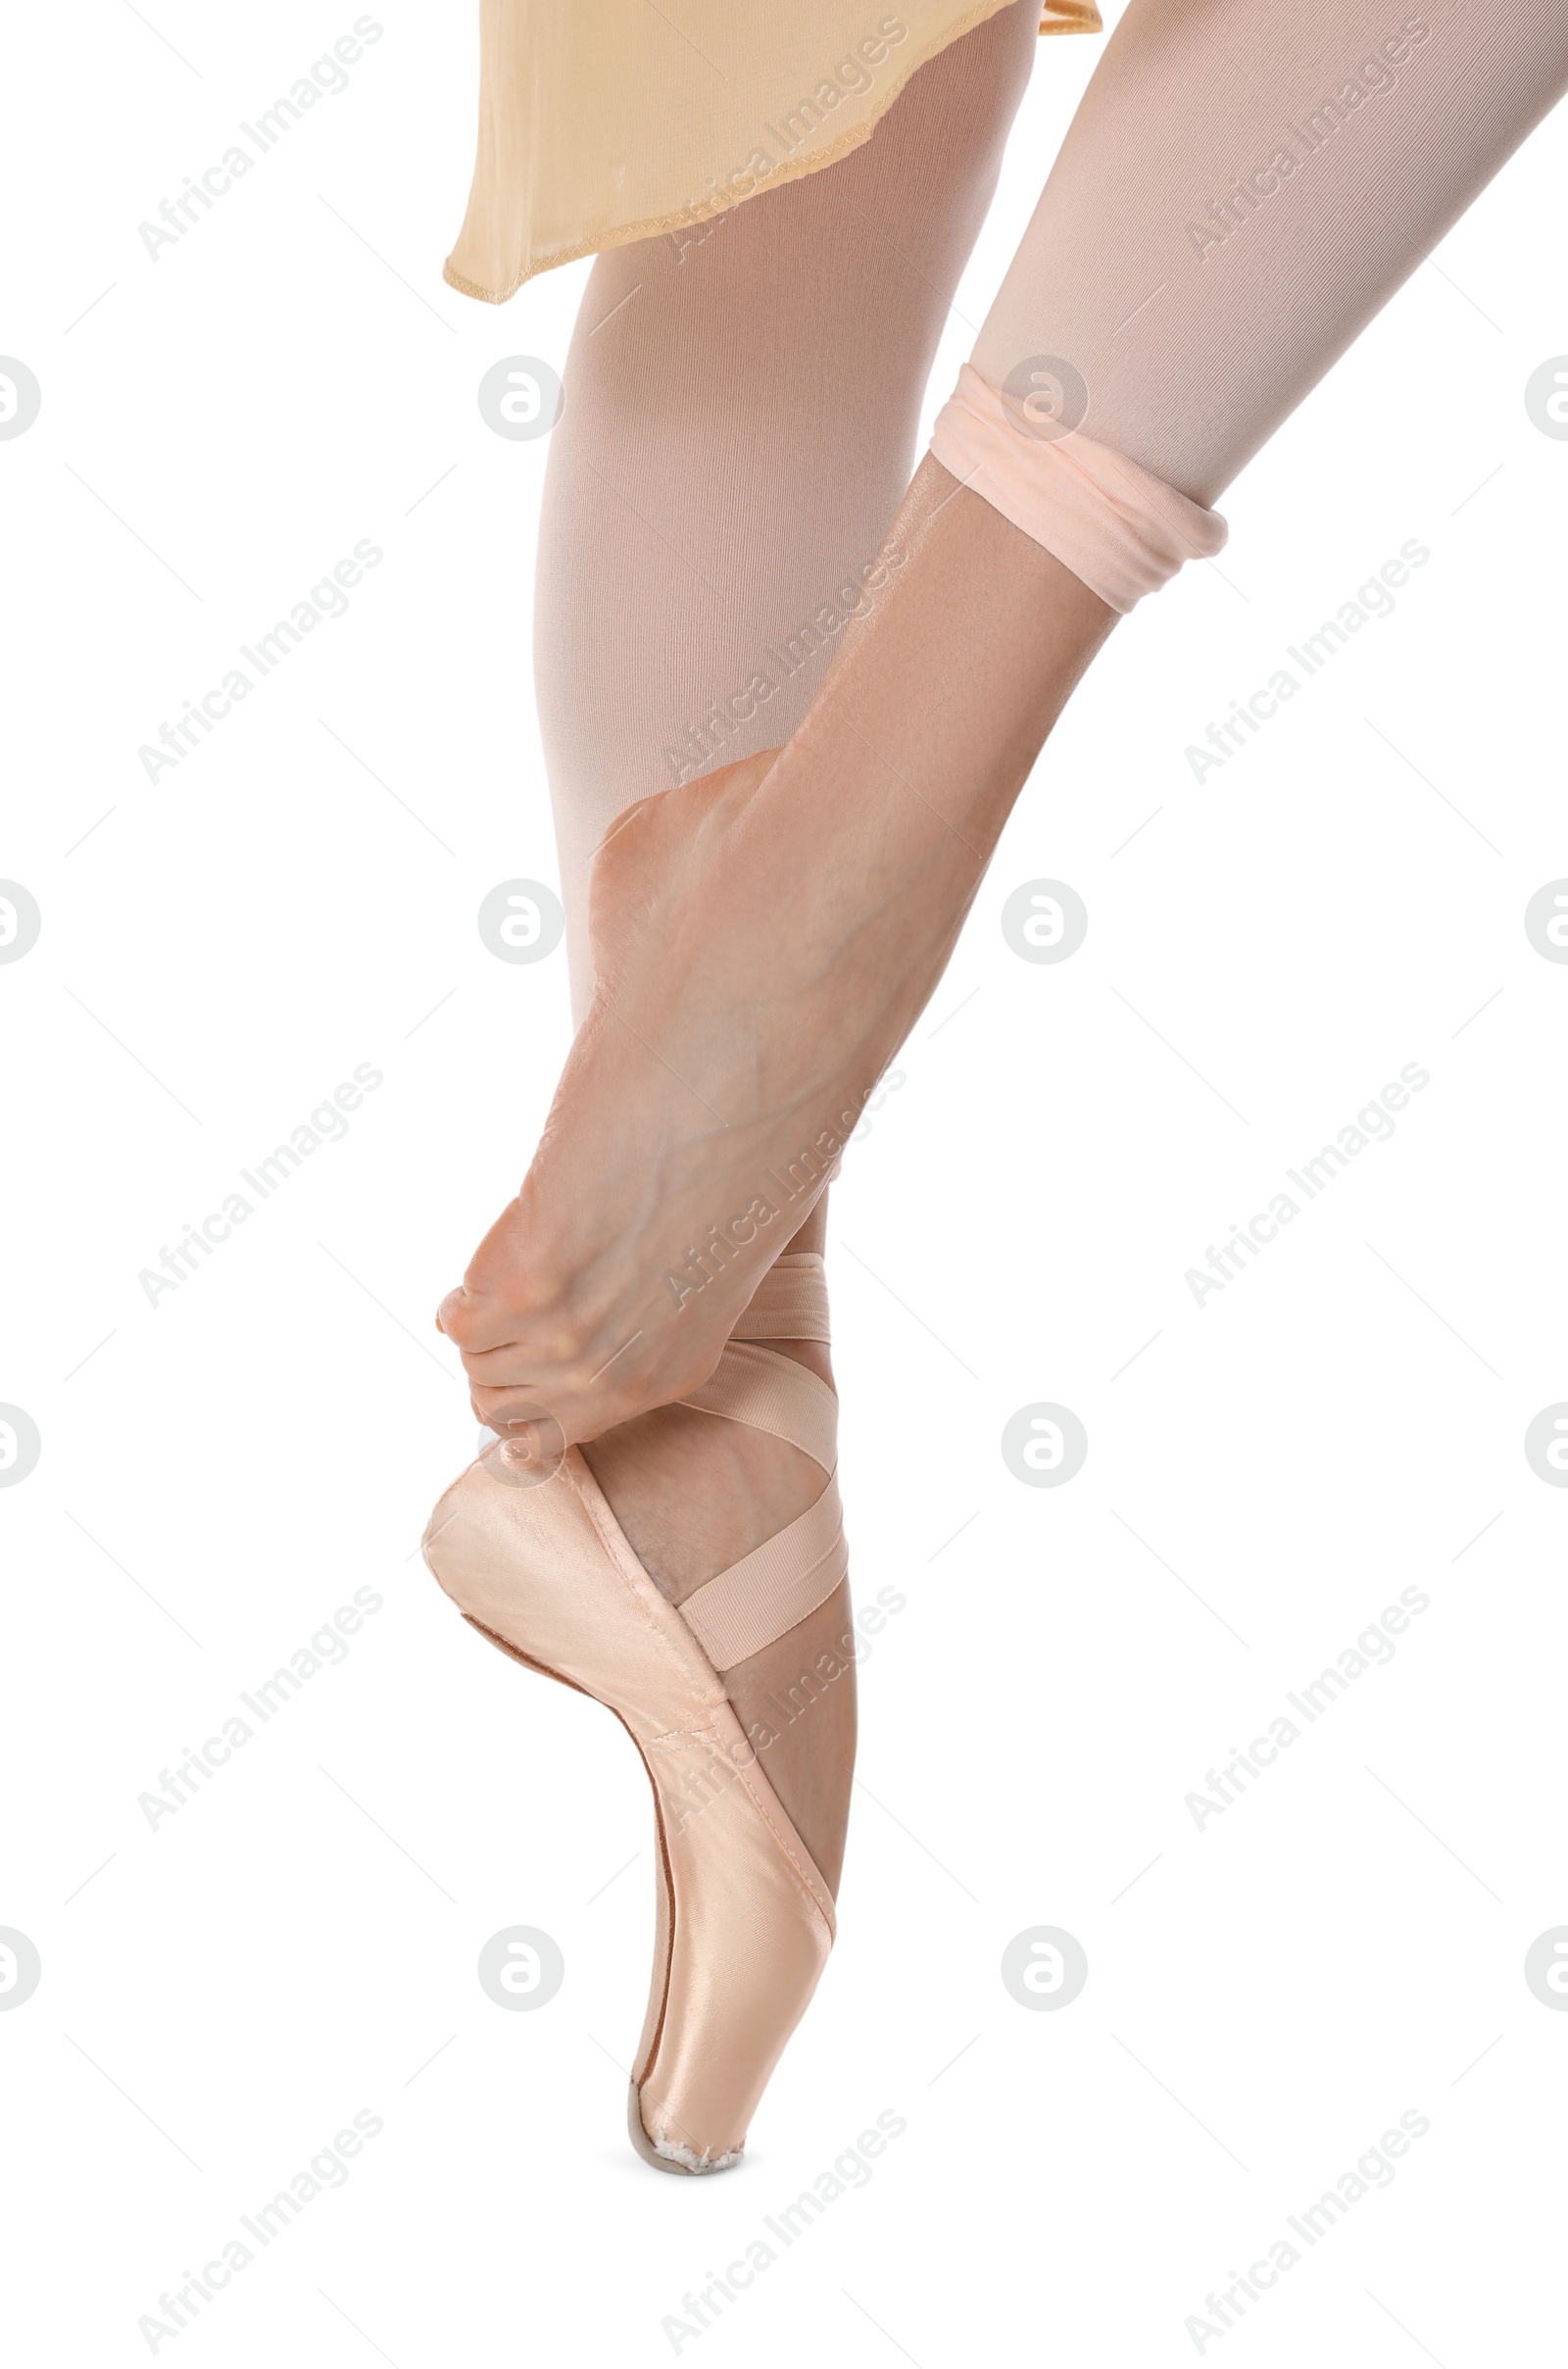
[673,1254,848,1671]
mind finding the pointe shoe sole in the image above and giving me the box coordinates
[422,1441,836,2173]
[459,1608,721,2176]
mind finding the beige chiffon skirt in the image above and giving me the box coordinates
[444,0,1102,304]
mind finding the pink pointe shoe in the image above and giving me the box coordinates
[421,1253,846,2172]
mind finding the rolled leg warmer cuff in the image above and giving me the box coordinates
[929,362,1227,612]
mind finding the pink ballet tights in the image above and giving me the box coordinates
[939,0,1568,605]
[531,0,1568,1005]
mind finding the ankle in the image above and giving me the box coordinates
[581,1389,822,1607]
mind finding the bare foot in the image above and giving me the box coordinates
[437,460,1113,1449]
[438,743,952,1447]
[580,1330,855,1895]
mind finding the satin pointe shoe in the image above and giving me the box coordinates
[421,1253,848,2172]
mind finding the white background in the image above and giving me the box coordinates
[4,2,1567,2362]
